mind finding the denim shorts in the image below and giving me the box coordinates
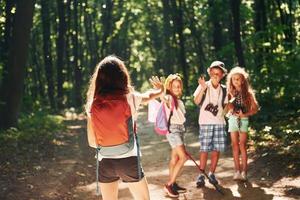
[166,124,185,148]
[98,156,144,183]
[228,116,249,132]
[199,124,226,152]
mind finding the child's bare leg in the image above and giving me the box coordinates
[169,150,178,181]
[127,177,150,200]
[239,132,248,172]
[167,145,187,184]
[231,132,241,171]
[100,181,119,200]
[209,150,220,173]
[200,151,208,170]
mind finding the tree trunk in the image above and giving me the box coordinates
[30,32,45,100]
[72,0,83,107]
[83,0,97,69]
[208,0,223,55]
[170,0,189,94]
[56,0,67,109]
[100,0,113,58]
[230,0,245,67]
[253,0,267,70]
[41,0,56,110]
[0,0,35,129]
[0,0,15,85]
[161,0,174,74]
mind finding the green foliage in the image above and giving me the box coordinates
[0,112,66,165]
[0,111,65,145]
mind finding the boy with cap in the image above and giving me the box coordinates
[193,61,228,187]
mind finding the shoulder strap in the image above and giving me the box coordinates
[167,96,175,132]
[199,87,207,107]
[221,84,227,108]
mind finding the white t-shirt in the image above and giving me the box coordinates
[193,81,228,125]
[165,97,186,125]
[97,92,143,161]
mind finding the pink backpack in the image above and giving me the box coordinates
[148,98,175,135]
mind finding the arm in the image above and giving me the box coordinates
[87,117,97,148]
[236,94,259,118]
[194,76,207,105]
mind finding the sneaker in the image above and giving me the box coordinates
[173,182,187,193]
[233,171,242,180]
[196,174,205,188]
[164,184,179,198]
[241,171,247,181]
[208,173,219,185]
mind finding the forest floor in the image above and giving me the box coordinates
[0,110,299,200]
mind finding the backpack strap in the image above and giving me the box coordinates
[131,94,142,180]
[198,88,208,107]
[167,96,175,133]
[199,85,227,108]
[96,148,100,196]
[220,84,227,108]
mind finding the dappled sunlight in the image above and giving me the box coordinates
[146,168,169,177]
[67,125,82,129]
[59,159,77,164]
[52,139,67,146]
[186,141,200,148]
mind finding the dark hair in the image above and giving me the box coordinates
[94,55,131,96]
[85,55,132,113]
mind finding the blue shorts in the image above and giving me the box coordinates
[166,124,185,148]
[199,124,227,152]
[228,116,249,132]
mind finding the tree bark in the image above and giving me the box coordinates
[0,0,15,85]
[41,0,56,110]
[100,0,113,58]
[230,0,245,67]
[72,0,83,107]
[161,0,174,74]
[0,0,35,129]
[170,0,189,94]
[56,0,67,109]
[208,0,223,54]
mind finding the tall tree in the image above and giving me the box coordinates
[253,0,267,69]
[208,0,224,55]
[230,0,245,67]
[56,0,67,108]
[162,0,174,74]
[0,0,35,129]
[41,0,56,109]
[0,0,15,84]
[170,0,189,94]
[72,0,83,106]
[100,0,114,58]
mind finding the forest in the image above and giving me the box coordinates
[0,0,299,199]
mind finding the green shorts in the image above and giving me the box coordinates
[228,116,249,132]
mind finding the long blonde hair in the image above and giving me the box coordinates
[164,74,183,108]
[85,55,132,114]
[226,66,258,112]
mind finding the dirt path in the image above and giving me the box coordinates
[2,111,299,200]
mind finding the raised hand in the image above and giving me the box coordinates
[149,76,164,90]
[198,75,207,89]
